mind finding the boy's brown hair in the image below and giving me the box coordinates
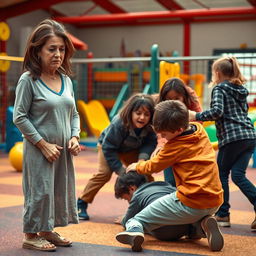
[153,100,189,133]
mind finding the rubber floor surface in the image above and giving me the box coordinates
[0,149,255,256]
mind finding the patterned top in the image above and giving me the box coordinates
[196,81,256,148]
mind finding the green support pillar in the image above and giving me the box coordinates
[150,44,160,93]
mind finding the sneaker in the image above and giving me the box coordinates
[116,231,144,252]
[201,215,224,251]
[77,198,89,220]
[215,215,231,227]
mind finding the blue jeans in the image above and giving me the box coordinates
[216,139,256,217]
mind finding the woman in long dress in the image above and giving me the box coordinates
[13,19,81,251]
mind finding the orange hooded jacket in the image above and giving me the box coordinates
[136,122,223,209]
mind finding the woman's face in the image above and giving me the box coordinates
[165,90,185,103]
[38,35,65,72]
[132,106,151,129]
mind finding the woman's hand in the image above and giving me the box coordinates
[68,136,81,156]
[189,110,197,121]
[126,163,138,172]
[36,139,63,163]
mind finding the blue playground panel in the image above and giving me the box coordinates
[5,106,22,152]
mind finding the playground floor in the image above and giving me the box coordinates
[0,149,255,256]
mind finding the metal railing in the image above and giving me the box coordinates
[1,44,256,143]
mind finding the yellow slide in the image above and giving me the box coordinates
[77,100,110,137]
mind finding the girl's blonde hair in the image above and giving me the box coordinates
[211,56,246,86]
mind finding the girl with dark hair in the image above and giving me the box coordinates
[158,77,202,112]
[77,93,157,221]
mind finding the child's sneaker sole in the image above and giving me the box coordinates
[116,231,144,252]
[201,216,224,251]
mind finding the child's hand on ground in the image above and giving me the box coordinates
[114,215,124,225]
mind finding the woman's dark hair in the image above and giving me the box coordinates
[114,171,147,199]
[23,19,75,80]
[158,77,197,108]
[119,93,155,129]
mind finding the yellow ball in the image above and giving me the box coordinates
[9,142,23,172]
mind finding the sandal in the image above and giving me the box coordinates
[22,236,56,251]
[39,232,72,247]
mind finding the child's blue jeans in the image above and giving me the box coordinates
[216,139,256,217]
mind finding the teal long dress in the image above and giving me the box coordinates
[13,71,80,233]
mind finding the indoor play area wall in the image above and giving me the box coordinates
[2,43,256,171]
[1,6,256,149]
[1,44,256,152]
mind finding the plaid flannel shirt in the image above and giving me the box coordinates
[196,81,256,148]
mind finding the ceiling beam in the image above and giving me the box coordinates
[0,0,71,20]
[191,0,210,9]
[156,0,183,10]
[54,6,256,25]
[74,15,256,28]
[45,7,67,17]
[91,0,126,13]
[44,6,84,28]
[247,0,256,7]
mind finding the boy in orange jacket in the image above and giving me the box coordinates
[116,100,224,252]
